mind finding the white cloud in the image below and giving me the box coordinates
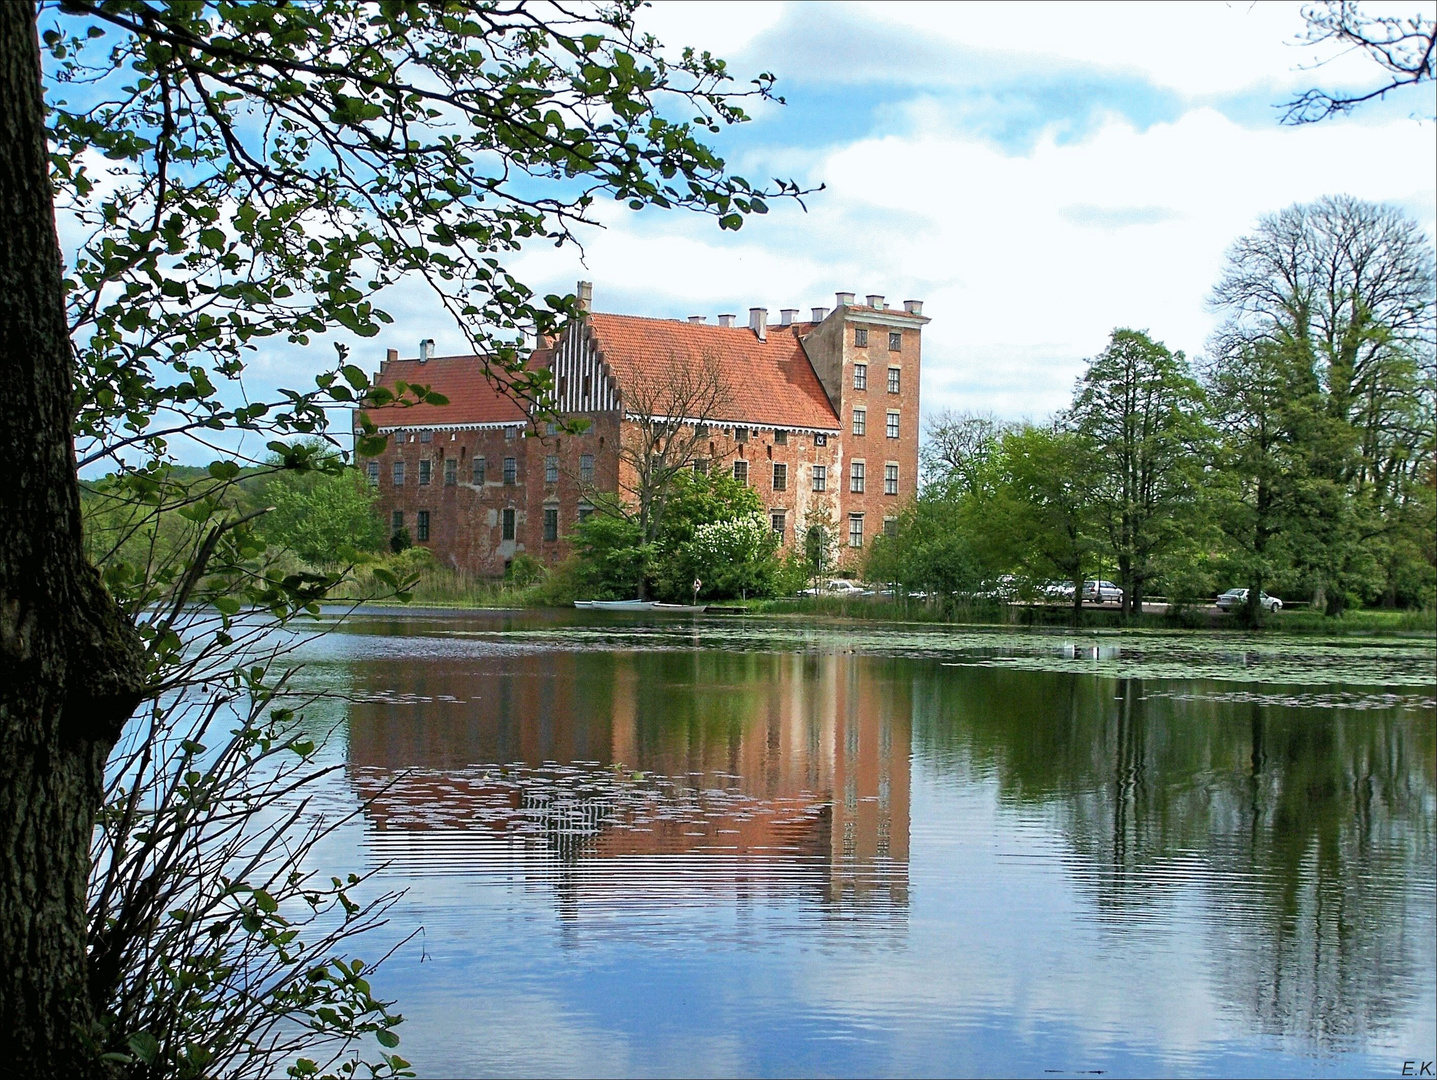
[243,1,1437,435]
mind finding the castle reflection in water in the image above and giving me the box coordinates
[343,649,910,916]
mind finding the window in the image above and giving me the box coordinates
[692,458,709,476]
[853,363,867,390]
[886,411,900,439]
[885,463,899,495]
[578,503,594,522]
[505,425,518,441]
[419,459,431,486]
[501,508,516,540]
[855,328,868,347]
[472,456,487,484]
[889,331,902,351]
[884,517,898,538]
[391,510,403,532]
[814,433,827,447]
[503,457,517,484]
[579,453,594,484]
[812,464,826,492]
[733,460,749,484]
[545,454,559,483]
[695,423,710,438]
[772,462,787,491]
[735,427,749,443]
[546,421,558,436]
[848,513,864,548]
[444,458,457,486]
[417,510,430,541]
[543,507,559,542]
[770,511,786,538]
[366,461,379,486]
[850,461,865,493]
[392,460,405,485]
[582,374,592,399]
[420,430,431,443]
[887,367,901,393]
[774,429,788,445]
[852,408,866,436]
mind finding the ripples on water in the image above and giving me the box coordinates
[280,613,1435,1078]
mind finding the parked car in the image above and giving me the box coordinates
[1216,587,1282,613]
[800,578,871,598]
[1041,581,1075,601]
[1083,579,1124,604]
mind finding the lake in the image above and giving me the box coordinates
[285,610,1436,1078]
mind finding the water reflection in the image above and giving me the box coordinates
[345,650,910,918]
[300,615,1434,1076]
[915,665,1436,1051]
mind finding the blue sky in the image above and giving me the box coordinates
[208,2,1437,434]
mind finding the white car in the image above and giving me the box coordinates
[1083,579,1123,604]
[800,578,870,597]
[1216,588,1282,613]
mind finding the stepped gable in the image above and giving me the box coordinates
[586,312,841,432]
[365,348,550,429]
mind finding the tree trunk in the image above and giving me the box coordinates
[0,7,146,1072]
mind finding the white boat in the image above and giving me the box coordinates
[574,599,708,612]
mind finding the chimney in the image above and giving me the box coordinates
[904,299,924,315]
[811,306,830,322]
[418,338,435,363]
[836,291,855,307]
[866,294,885,309]
[718,313,735,327]
[780,308,799,326]
[688,315,706,324]
[576,280,593,312]
[386,348,398,363]
[749,307,768,341]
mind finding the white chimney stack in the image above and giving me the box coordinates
[749,307,768,341]
[688,315,706,324]
[576,280,593,311]
[811,306,829,322]
[904,300,924,315]
[780,308,799,326]
[867,294,885,309]
[718,313,735,327]
[419,338,435,363]
[836,291,855,307]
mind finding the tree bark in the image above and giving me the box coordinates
[0,6,146,1072]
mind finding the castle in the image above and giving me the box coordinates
[358,283,926,575]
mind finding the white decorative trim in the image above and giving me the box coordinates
[841,310,930,329]
[376,421,519,434]
[622,412,840,435]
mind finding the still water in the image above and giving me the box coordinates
[288,611,1436,1077]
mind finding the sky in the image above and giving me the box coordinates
[245,2,1437,428]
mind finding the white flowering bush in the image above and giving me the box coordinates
[680,512,778,598]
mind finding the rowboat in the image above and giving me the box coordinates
[574,600,708,613]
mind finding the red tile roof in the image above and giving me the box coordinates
[586,312,840,431]
[364,352,544,429]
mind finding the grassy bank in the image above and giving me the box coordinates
[319,555,1435,635]
[740,596,1437,636]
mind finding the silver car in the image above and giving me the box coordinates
[1216,587,1282,613]
[1083,580,1123,604]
